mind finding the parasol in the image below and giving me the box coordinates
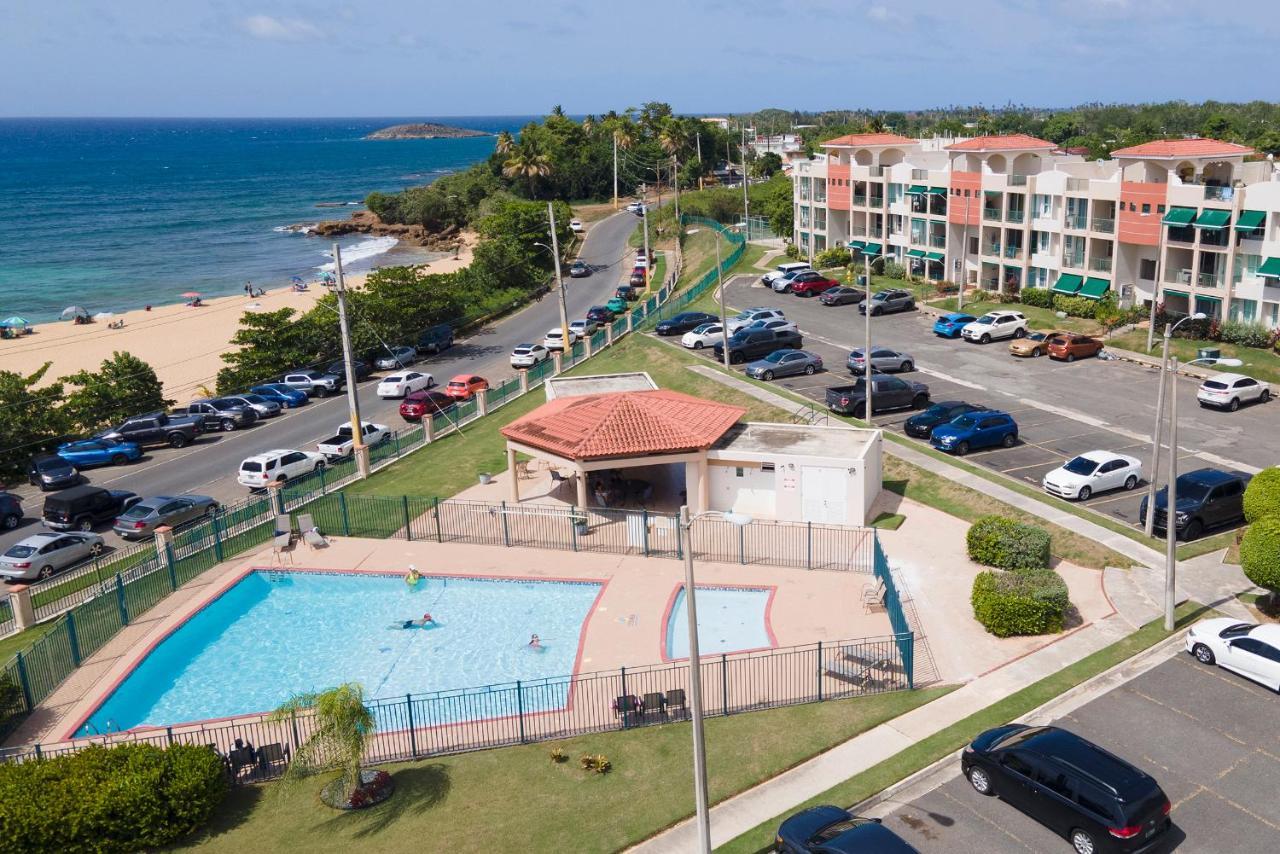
[61,306,89,320]
[181,291,202,298]
[0,316,30,329]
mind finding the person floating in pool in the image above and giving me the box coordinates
[405,565,421,586]
[528,633,542,650]
[421,613,435,627]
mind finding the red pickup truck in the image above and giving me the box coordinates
[790,274,840,297]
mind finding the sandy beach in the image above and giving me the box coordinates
[0,236,476,402]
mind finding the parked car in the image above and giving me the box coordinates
[569,319,598,340]
[744,317,799,334]
[962,310,1028,343]
[1196,373,1270,411]
[1139,467,1249,540]
[375,345,418,371]
[416,324,454,355]
[1186,618,1280,691]
[825,375,929,417]
[316,423,391,460]
[615,285,638,302]
[962,724,1171,854]
[774,805,919,854]
[629,270,647,287]
[818,286,864,306]
[606,296,629,314]
[543,326,578,351]
[656,311,718,336]
[326,359,373,382]
[904,401,987,439]
[97,411,203,448]
[930,410,1018,455]
[569,218,584,233]
[400,389,457,422]
[771,268,818,293]
[847,348,914,375]
[27,455,81,491]
[177,399,256,432]
[634,253,650,268]
[569,259,591,278]
[682,322,725,350]
[219,394,282,419]
[585,306,615,325]
[625,201,643,213]
[1043,451,1142,501]
[0,532,105,582]
[237,449,326,489]
[1046,333,1105,362]
[281,368,342,398]
[55,439,143,469]
[761,261,812,288]
[510,343,550,369]
[1008,330,1055,358]
[715,328,803,364]
[0,492,22,531]
[933,312,977,338]
[726,307,786,334]
[249,384,309,408]
[376,371,434,399]
[113,495,218,540]
[745,349,823,381]
[42,485,140,531]
[791,274,841,298]
[859,289,915,316]
[445,375,488,400]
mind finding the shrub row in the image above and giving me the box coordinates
[966,515,1052,571]
[1242,470,1280,605]
[971,569,1070,638]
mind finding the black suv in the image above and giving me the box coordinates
[963,724,1171,854]
[28,455,81,491]
[327,359,373,382]
[416,324,454,355]
[42,485,141,531]
[859,288,915,316]
[0,492,21,531]
[1138,467,1250,540]
[714,328,802,364]
[183,399,257,432]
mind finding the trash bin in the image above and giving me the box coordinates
[1197,347,1221,361]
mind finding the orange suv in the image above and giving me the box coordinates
[445,374,489,400]
[1045,333,1103,362]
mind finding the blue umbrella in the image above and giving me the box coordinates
[61,306,90,320]
[0,316,29,328]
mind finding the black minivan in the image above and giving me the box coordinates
[963,725,1171,854]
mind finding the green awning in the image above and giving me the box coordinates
[1193,209,1231,230]
[1194,294,1222,304]
[1051,273,1083,295]
[1079,277,1110,299]
[846,240,866,250]
[1258,257,1280,279]
[861,242,882,256]
[906,249,926,258]
[905,185,927,195]
[1161,289,1188,298]
[925,251,945,262]
[1161,206,1196,226]
[928,186,948,196]
[1235,210,1265,232]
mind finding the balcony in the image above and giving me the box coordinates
[1064,213,1087,230]
[869,165,885,177]
[1166,226,1196,245]
[1197,272,1224,288]
[1062,253,1085,268]
[929,235,947,248]
[868,226,883,238]
[814,193,826,203]
[1004,246,1023,259]
[852,194,867,206]
[1088,257,1113,273]
[1009,174,1029,186]
[986,243,1002,256]
[1204,185,1234,202]
[1091,218,1114,234]
[911,168,929,180]
[1066,178,1090,192]
[869,196,885,208]
[1165,268,1193,286]
[983,207,1002,222]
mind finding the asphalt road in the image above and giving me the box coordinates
[1,209,641,555]
[879,653,1280,853]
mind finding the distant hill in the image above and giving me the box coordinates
[365,123,490,140]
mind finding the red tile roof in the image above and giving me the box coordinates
[1110,138,1255,159]
[500,390,747,461]
[945,134,1056,152]
[820,133,917,148]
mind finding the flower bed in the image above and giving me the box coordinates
[320,769,395,810]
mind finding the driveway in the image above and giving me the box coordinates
[879,652,1280,852]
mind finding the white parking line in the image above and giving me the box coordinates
[915,366,987,391]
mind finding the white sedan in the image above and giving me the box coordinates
[376,371,434,399]
[1186,618,1280,691]
[543,326,580,351]
[682,322,725,350]
[1197,372,1270,412]
[510,343,550,369]
[569,219,584,233]
[1042,450,1142,500]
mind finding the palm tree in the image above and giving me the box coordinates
[612,120,636,151]
[550,104,566,118]
[270,683,375,802]
[502,143,553,197]
[495,130,515,155]
[658,120,687,158]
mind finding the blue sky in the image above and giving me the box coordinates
[5,0,1278,116]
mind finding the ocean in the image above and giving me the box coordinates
[0,117,531,322]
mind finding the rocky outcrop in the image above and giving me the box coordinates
[304,211,463,250]
[365,123,489,140]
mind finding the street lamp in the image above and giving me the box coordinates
[679,504,752,854]
[1143,312,1206,539]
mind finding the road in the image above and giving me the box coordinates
[1,209,641,555]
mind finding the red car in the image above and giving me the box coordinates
[399,389,456,422]
[445,374,488,400]
[790,274,840,297]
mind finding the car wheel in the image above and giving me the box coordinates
[956,441,970,456]
[1,513,18,530]
[277,474,289,485]
[804,364,816,375]
[221,419,237,432]
[693,341,703,349]
[89,542,104,556]
[314,460,326,472]
[900,360,913,372]
[1032,348,1042,357]
[763,370,774,381]
[111,454,128,466]
[731,353,744,364]
[38,565,55,581]
[1262,389,1271,403]
[1001,432,1016,448]
[1078,485,1092,501]
[169,433,189,449]
[1070,828,1097,854]
[968,766,993,795]
[979,333,991,344]
[906,301,916,310]
[1192,643,1215,665]
[1228,397,1240,412]
[1013,327,1026,339]
[1124,475,1138,491]
[76,517,93,532]
[911,394,929,409]
[1182,519,1204,541]
[871,306,882,316]
[1066,353,1076,363]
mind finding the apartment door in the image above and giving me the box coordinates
[801,466,847,524]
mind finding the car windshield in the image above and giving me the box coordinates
[952,415,978,429]
[4,545,36,558]
[976,313,999,324]
[120,504,154,518]
[1219,622,1257,639]
[1027,332,1047,342]
[385,374,405,382]
[36,458,68,472]
[1174,477,1213,501]
[1063,456,1099,476]
[811,819,866,843]
[691,324,714,333]
[762,351,788,363]
[922,404,951,418]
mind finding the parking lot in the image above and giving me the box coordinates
[876,651,1280,852]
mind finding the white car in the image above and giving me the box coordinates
[569,319,598,338]
[961,310,1028,343]
[682,322,726,350]
[1186,618,1280,691]
[635,253,650,269]
[237,449,326,489]
[761,262,812,287]
[1042,451,1143,501]
[376,371,434,399]
[743,317,799,334]
[569,218,584,233]
[625,201,642,213]
[726,307,786,334]
[1197,373,1270,411]
[543,326,580,351]
[510,343,550,369]
[375,345,418,371]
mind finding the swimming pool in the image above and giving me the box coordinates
[81,570,603,733]
[664,585,774,659]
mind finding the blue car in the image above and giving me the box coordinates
[933,312,977,338]
[249,384,309,408]
[775,805,919,853]
[929,410,1018,456]
[56,439,143,468]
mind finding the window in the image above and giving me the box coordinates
[1158,204,1166,214]
[761,463,775,472]
[734,467,744,477]
[1034,766,1074,799]
[1075,784,1115,820]
[1140,259,1157,281]
[1141,203,1151,214]
[1000,752,1035,777]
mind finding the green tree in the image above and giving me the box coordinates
[0,363,70,480]
[1240,517,1280,608]
[60,352,172,434]
[215,307,337,395]
[1201,114,1233,139]
[501,143,554,198]
[752,151,783,178]
[269,684,375,802]
[494,130,515,155]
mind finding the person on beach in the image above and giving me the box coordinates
[245,282,252,298]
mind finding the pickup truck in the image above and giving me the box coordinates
[825,375,930,418]
[177,399,258,432]
[713,328,802,365]
[98,412,204,449]
[316,422,392,459]
[281,369,344,398]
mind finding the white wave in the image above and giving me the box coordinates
[317,236,398,271]
[273,223,317,234]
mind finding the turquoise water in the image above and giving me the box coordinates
[665,585,773,658]
[83,570,601,732]
[0,117,530,321]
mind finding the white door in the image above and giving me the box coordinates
[801,467,847,524]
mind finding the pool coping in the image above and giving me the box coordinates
[657,582,780,663]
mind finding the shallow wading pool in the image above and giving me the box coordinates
[664,585,774,659]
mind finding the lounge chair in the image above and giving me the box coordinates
[824,663,883,690]
[272,514,295,565]
[228,746,256,778]
[256,742,291,775]
[297,512,328,549]
[641,692,665,719]
[861,579,886,612]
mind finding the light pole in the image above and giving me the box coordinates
[863,250,874,424]
[330,244,370,478]
[714,236,731,371]
[534,237,570,354]
[679,505,752,854]
[1143,312,1205,538]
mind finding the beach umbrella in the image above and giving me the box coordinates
[61,306,89,320]
[181,291,201,298]
[0,316,29,328]
[93,312,115,321]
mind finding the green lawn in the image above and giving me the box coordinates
[716,601,1215,854]
[179,687,953,854]
[0,621,58,663]
[1107,329,1280,386]
[930,297,1106,336]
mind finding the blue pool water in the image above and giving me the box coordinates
[665,586,773,659]
[84,571,601,732]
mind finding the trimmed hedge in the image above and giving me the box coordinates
[1019,287,1054,308]
[0,743,228,853]
[1240,516,1280,599]
[971,569,1070,637]
[966,515,1052,571]
[1243,467,1280,524]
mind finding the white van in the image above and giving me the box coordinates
[761,262,812,287]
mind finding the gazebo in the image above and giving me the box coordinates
[499,390,747,511]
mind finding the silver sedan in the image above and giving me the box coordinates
[847,347,915,374]
[112,494,219,540]
[0,532,104,582]
[744,349,824,381]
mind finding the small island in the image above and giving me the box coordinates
[365,123,489,140]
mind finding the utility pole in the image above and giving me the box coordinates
[642,201,652,290]
[612,134,619,210]
[1146,222,1169,351]
[864,251,874,425]
[741,124,751,240]
[673,157,681,225]
[1145,323,1171,538]
[547,202,570,348]
[332,243,369,479]
[715,237,731,371]
[1164,356,1180,632]
[696,132,704,190]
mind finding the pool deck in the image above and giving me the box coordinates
[12,537,889,748]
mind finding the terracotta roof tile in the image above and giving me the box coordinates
[1110,138,1254,159]
[500,390,746,461]
[945,134,1056,152]
[820,133,917,148]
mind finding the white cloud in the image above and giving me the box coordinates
[240,14,323,42]
[867,5,891,21]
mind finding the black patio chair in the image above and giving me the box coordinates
[665,688,687,718]
[641,692,665,720]
[228,747,256,779]
[256,742,291,777]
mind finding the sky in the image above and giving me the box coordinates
[5,0,1279,117]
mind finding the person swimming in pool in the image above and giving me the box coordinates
[528,633,542,649]
[421,613,434,626]
[405,565,421,585]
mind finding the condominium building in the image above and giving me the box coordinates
[793,133,1280,326]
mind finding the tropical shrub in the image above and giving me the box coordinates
[971,569,1070,637]
[1240,516,1280,606]
[1243,467,1280,524]
[1053,294,1097,319]
[784,242,802,260]
[1019,287,1055,308]
[815,246,852,268]
[966,515,1052,570]
[1217,320,1272,349]
[883,261,906,279]
[270,683,375,803]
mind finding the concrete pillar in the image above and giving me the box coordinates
[684,460,709,515]
[507,446,519,502]
[153,525,175,560]
[576,471,589,508]
[424,413,435,443]
[605,324,614,346]
[552,352,563,375]
[9,585,34,631]
[518,370,529,395]
[583,335,593,358]
[698,459,710,512]
[476,388,489,417]
[626,311,634,333]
